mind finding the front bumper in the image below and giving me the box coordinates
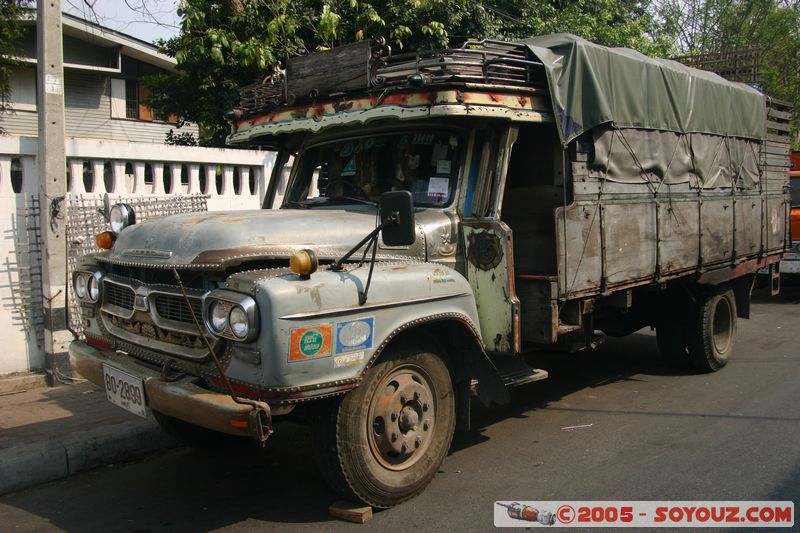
[69,340,270,438]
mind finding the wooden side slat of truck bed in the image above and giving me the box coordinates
[767,107,793,120]
[766,120,792,132]
[766,133,791,143]
[763,144,790,156]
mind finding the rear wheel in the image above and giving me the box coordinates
[312,344,455,508]
[686,287,737,372]
[656,286,737,373]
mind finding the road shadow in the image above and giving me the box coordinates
[453,330,692,452]
[752,279,800,304]
[2,419,341,530]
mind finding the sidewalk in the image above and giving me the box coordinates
[0,380,177,495]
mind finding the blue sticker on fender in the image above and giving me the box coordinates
[335,317,374,354]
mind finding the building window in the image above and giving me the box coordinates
[9,66,37,111]
[111,77,170,122]
[125,79,139,119]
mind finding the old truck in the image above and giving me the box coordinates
[69,35,792,507]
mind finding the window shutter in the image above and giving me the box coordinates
[110,79,126,118]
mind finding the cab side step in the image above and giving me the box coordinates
[489,355,549,388]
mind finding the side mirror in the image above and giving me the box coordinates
[379,191,415,246]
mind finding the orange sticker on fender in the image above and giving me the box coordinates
[289,325,332,362]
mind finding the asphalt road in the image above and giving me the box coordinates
[2,284,799,532]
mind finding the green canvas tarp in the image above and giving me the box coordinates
[519,34,766,146]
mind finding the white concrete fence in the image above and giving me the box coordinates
[1,136,283,210]
[0,135,283,375]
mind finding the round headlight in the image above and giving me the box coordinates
[209,301,227,333]
[109,203,136,234]
[87,275,100,302]
[229,306,249,339]
[74,274,88,299]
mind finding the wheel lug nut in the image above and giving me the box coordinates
[413,391,420,401]
[415,437,421,448]
[422,403,429,411]
[400,395,406,404]
[401,442,407,453]
[390,412,397,422]
[423,422,429,431]
[391,432,398,442]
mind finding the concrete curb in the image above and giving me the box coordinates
[0,415,177,496]
[0,372,49,395]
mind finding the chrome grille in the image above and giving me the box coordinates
[153,294,203,324]
[104,281,135,310]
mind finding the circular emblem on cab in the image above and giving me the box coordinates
[300,329,324,356]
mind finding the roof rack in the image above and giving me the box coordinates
[375,39,543,88]
[236,38,545,118]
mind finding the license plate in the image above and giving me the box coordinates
[102,364,147,418]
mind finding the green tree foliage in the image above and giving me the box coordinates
[720,0,799,145]
[655,0,800,145]
[165,128,199,145]
[0,1,29,132]
[491,0,672,55]
[145,0,669,145]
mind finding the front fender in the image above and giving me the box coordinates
[222,262,481,395]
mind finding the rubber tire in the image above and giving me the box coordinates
[152,410,247,450]
[685,286,737,372]
[311,345,455,508]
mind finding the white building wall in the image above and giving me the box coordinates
[0,145,45,375]
[2,66,200,144]
[0,136,284,376]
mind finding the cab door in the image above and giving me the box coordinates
[460,126,521,354]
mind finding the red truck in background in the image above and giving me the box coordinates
[784,151,800,275]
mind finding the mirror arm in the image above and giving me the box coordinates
[329,224,384,272]
[330,212,398,272]
[358,234,380,305]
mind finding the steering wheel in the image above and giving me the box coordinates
[326,179,368,199]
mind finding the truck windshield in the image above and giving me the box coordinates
[284,131,460,208]
[791,177,800,207]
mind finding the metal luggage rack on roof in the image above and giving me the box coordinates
[236,38,545,118]
[374,39,544,88]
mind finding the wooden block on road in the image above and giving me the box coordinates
[329,500,373,524]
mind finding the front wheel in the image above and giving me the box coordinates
[312,344,455,508]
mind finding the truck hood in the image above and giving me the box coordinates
[102,208,427,269]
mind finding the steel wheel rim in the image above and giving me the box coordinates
[712,297,733,354]
[367,363,437,471]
